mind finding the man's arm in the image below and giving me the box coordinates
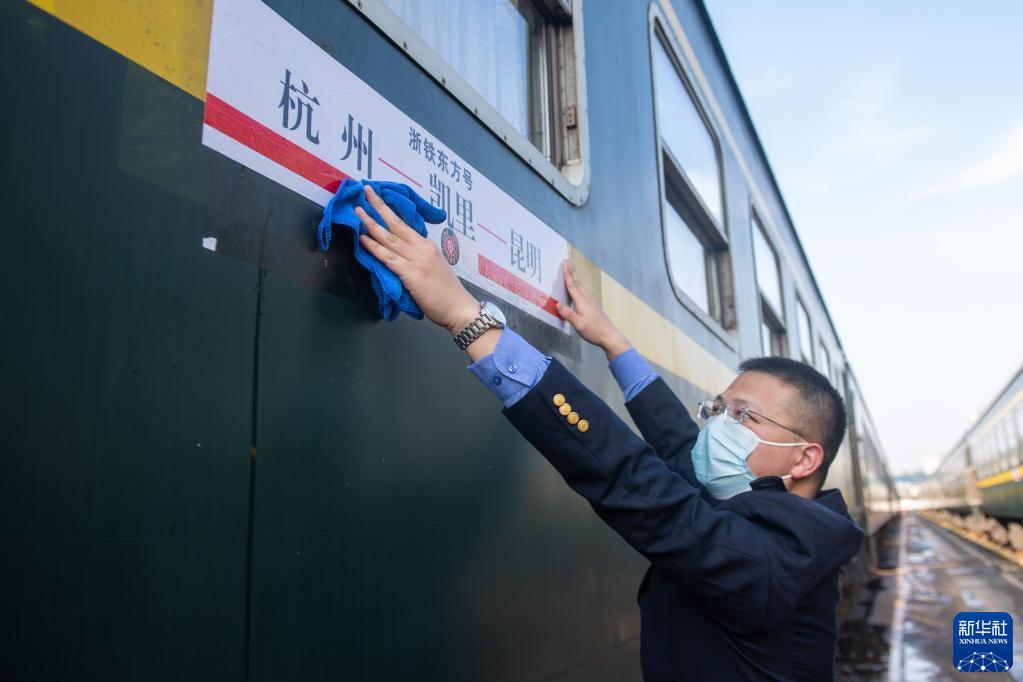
[352,186,854,634]
[502,356,833,634]
[609,349,702,485]
[466,327,551,408]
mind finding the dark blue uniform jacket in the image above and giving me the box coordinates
[503,359,865,681]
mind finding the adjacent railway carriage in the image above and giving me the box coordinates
[3,0,897,680]
[932,365,1023,519]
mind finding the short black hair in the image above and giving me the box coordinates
[737,356,847,487]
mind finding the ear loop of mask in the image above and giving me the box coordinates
[744,424,807,482]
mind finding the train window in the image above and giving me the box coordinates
[818,341,832,381]
[760,312,784,356]
[650,24,735,337]
[663,198,710,314]
[752,214,783,318]
[382,0,549,153]
[660,173,733,328]
[365,0,590,205]
[752,213,786,356]
[1016,404,1023,455]
[1012,411,1023,466]
[831,360,844,391]
[995,422,1008,466]
[796,298,814,364]
[1002,420,1018,468]
[1006,417,1021,466]
[652,33,724,228]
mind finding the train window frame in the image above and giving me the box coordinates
[750,207,787,357]
[818,339,832,381]
[1011,405,1023,466]
[649,19,737,345]
[1015,404,1023,458]
[758,296,786,357]
[795,296,814,365]
[832,360,844,392]
[751,209,784,321]
[660,155,736,331]
[350,0,592,206]
[650,27,727,234]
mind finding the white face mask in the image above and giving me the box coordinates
[691,414,807,499]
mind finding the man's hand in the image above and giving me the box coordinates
[355,184,479,335]
[555,260,633,361]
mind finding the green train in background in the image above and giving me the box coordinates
[931,365,1023,520]
[1,0,898,680]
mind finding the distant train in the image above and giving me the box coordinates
[931,365,1023,519]
[5,0,898,679]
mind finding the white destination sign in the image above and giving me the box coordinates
[202,0,569,331]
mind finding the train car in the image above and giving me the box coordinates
[3,0,897,680]
[844,372,900,537]
[932,365,1023,519]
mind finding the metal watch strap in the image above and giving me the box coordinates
[453,304,498,351]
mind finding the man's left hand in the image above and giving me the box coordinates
[355,184,479,334]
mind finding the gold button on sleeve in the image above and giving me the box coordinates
[577,419,589,432]
[559,403,572,416]
[567,412,580,425]
[552,394,566,407]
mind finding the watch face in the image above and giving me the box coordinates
[482,301,506,325]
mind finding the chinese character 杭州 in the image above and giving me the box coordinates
[340,113,374,179]
[278,69,320,144]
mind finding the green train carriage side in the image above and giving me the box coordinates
[2,0,897,680]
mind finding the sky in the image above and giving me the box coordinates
[704,1,1023,475]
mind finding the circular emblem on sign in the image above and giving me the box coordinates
[441,227,460,265]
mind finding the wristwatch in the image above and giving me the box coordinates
[453,300,506,351]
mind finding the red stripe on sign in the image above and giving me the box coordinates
[476,222,507,244]
[204,92,351,193]
[377,157,422,188]
[478,254,562,319]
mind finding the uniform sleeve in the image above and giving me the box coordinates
[467,327,552,408]
[608,348,658,401]
[502,358,832,634]
[624,376,702,486]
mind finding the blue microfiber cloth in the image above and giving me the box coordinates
[318,178,447,321]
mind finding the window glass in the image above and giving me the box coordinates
[818,341,831,381]
[383,0,550,154]
[1016,405,1023,451]
[752,215,782,316]
[652,36,722,225]
[663,198,709,313]
[796,299,813,364]
[761,320,779,356]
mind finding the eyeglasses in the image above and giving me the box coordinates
[696,399,808,442]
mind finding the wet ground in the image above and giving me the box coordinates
[837,512,1023,681]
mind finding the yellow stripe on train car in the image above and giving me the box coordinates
[977,467,1023,489]
[27,0,212,100]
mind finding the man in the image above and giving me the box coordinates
[355,184,864,681]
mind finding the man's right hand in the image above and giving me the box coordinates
[556,259,634,361]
